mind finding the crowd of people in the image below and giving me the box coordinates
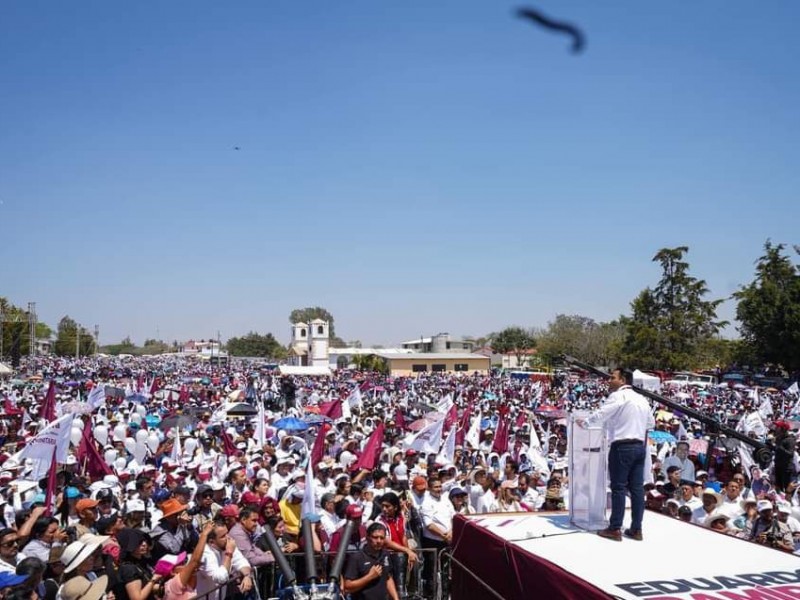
[0,354,798,600]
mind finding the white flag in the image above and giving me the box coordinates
[437,426,456,464]
[348,387,363,409]
[18,413,74,463]
[787,382,800,397]
[436,394,453,414]
[465,411,481,450]
[171,429,182,465]
[404,418,444,455]
[341,396,352,420]
[755,388,773,419]
[301,456,317,520]
[737,411,767,439]
[86,385,106,412]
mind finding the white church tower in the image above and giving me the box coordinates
[289,322,310,365]
[309,319,330,367]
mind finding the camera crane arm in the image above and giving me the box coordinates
[560,355,774,468]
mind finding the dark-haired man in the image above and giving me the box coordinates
[577,368,654,542]
[343,523,400,600]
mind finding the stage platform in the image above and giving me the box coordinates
[450,510,800,600]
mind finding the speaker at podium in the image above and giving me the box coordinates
[568,411,608,530]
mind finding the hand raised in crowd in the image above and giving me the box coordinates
[200,521,214,538]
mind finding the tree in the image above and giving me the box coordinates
[0,297,54,360]
[734,241,800,372]
[227,332,287,359]
[351,353,388,374]
[620,247,725,370]
[54,316,95,357]
[491,326,537,367]
[101,337,138,356]
[536,314,624,366]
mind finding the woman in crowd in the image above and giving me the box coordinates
[161,521,213,600]
[114,530,159,600]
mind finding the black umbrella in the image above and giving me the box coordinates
[159,414,197,431]
[226,402,257,416]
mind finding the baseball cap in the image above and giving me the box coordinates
[219,504,240,518]
[448,486,467,498]
[345,504,364,519]
[75,498,99,512]
[0,572,29,589]
[757,500,774,513]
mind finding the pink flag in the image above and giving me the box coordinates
[456,403,471,447]
[77,419,113,479]
[443,404,458,432]
[40,381,57,423]
[492,407,510,455]
[43,447,58,516]
[310,423,331,473]
[351,422,385,473]
[320,399,343,420]
[394,408,406,432]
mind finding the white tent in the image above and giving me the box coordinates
[0,362,12,376]
[633,369,661,392]
[278,365,331,377]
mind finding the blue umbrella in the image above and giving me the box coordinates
[648,430,676,443]
[303,415,333,426]
[273,416,309,432]
[145,414,162,426]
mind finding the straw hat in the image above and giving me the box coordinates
[60,575,108,600]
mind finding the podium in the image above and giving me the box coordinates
[568,411,608,530]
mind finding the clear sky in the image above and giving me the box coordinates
[1,1,798,347]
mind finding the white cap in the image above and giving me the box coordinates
[125,499,145,513]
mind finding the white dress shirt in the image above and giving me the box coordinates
[196,544,250,600]
[586,386,654,443]
[420,495,456,542]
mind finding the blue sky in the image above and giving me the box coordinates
[1,1,798,347]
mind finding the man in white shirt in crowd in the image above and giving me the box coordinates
[662,441,696,483]
[691,489,721,525]
[197,523,253,600]
[419,478,456,598]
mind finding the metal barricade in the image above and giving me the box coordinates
[254,548,442,600]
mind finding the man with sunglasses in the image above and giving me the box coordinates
[0,529,21,573]
[191,485,219,532]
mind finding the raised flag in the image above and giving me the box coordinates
[310,423,331,472]
[351,422,385,472]
[756,388,773,420]
[347,387,363,409]
[40,381,57,423]
[394,408,406,432]
[19,413,74,463]
[320,399,343,420]
[171,429,182,465]
[301,455,317,520]
[465,410,481,449]
[220,427,238,456]
[492,407,510,454]
[443,404,458,432]
[86,384,106,412]
[43,447,58,517]
[437,426,456,465]
[404,417,444,455]
[77,419,113,479]
[455,403,471,447]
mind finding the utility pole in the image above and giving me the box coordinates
[28,302,36,358]
[94,324,100,355]
[76,323,81,359]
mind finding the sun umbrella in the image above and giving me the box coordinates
[226,402,257,416]
[145,414,161,427]
[303,414,332,426]
[272,416,309,432]
[648,430,676,443]
[159,414,196,431]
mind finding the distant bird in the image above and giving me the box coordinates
[516,6,585,54]
[233,146,241,151]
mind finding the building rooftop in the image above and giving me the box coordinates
[374,352,488,361]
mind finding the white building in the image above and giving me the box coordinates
[289,319,330,368]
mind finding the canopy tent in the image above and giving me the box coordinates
[633,369,661,392]
[278,365,331,377]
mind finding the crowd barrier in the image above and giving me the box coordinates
[251,547,445,600]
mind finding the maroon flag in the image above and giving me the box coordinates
[514,410,527,429]
[220,428,239,456]
[179,386,190,404]
[492,407,510,454]
[149,377,160,396]
[443,404,458,432]
[4,398,23,416]
[43,447,58,517]
[310,423,331,473]
[136,373,144,392]
[456,403,471,447]
[40,381,57,423]
[320,399,343,420]
[394,408,406,432]
[77,419,113,479]
[351,422,385,473]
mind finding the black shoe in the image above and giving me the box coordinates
[623,528,643,541]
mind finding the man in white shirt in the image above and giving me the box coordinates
[419,478,456,598]
[662,441,696,482]
[578,369,654,542]
[691,488,720,524]
[718,480,745,520]
[196,523,253,600]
